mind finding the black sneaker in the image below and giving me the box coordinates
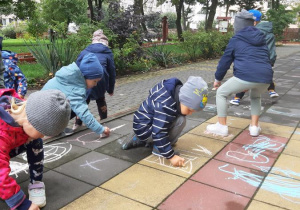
[122,133,146,150]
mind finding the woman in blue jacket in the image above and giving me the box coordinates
[74,29,116,129]
[206,10,273,137]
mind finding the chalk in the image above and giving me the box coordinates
[212,87,217,91]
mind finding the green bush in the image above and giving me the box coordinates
[147,44,173,68]
[1,26,16,39]
[27,18,48,38]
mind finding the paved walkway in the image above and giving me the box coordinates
[1,44,300,210]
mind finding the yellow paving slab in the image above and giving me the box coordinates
[283,140,300,158]
[259,122,294,138]
[189,122,242,142]
[247,200,284,210]
[254,173,300,209]
[61,188,151,210]
[100,164,185,207]
[291,128,300,141]
[206,116,250,129]
[271,153,300,180]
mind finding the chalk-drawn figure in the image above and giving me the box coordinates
[226,135,285,164]
[192,144,212,156]
[268,108,299,117]
[144,153,197,174]
[80,158,109,171]
[219,164,300,204]
[9,161,29,178]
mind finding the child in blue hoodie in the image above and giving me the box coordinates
[207,9,273,137]
[122,76,208,167]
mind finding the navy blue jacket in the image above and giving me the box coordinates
[76,43,116,99]
[215,26,273,84]
[133,78,183,159]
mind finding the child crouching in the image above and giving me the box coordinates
[122,76,208,167]
[0,89,71,210]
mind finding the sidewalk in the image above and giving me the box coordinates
[1,45,300,210]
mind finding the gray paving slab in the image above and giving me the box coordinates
[102,119,133,136]
[95,135,153,163]
[60,129,123,150]
[53,151,133,186]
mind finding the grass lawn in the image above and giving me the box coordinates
[19,62,46,81]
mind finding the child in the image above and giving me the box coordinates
[2,50,28,98]
[122,76,208,167]
[42,52,110,136]
[207,9,273,137]
[230,9,278,106]
[0,88,71,210]
[73,29,116,130]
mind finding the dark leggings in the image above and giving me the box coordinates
[235,82,275,99]
[9,138,44,183]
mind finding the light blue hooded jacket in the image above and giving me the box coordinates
[42,62,105,134]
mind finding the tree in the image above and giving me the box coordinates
[266,5,295,40]
[205,0,218,30]
[235,0,257,10]
[0,0,14,16]
[14,0,36,20]
[41,0,88,27]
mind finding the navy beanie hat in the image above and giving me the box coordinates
[79,53,103,79]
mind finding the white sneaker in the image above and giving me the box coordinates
[249,125,261,137]
[269,91,279,98]
[206,122,228,136]
[28,181,46,208]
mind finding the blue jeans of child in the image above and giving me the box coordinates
[9,138,44,183]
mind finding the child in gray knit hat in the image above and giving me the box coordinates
[122,76,208,167]
[0,89,70,210]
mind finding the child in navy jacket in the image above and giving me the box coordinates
[122,76,208,167]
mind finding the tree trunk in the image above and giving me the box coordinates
[87,0,95,22]
[206,0,218,31]
[175,0,184,41]
[275,0,280,10]
[271,0,275,9]
[204,0,209,30]
[182,4,186,31]
[226,2,230,17]
[134,0,147,32]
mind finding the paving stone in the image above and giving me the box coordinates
[158,180,250,210]
[189,122,242,142]
[283,140,300,158]
[102,119,133,136]
[60,129,122,150]
[29,170,93,210]
[176,133,227,158]
[291,128,300,141]
[232,130,288,153]
[101,164,185,207]
[214,143,279,171]
[191,159,265,198]
[271,153,300,181]
[61,188,152,210]
[181,118,203,134]
[54,151,133,186]
[254,173,300,209]
[95,135,152,163]
[186,103,217,121]
[247,200,285,210]
[259,122,295,138]
[206,115,250,129]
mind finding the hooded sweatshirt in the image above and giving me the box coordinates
[256,21,277,66]
[76,43,116,99]
[0,51,4,88]
[215,26,273,84]
[42,62,105,134]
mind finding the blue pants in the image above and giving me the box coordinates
[9,138,44,183]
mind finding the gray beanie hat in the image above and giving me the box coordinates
[179,76,208,111]
[234,9,255,34]
[26,90,71,137]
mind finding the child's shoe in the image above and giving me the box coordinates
[152,145,180,157]
[230,97,240,105]
[72,117,83,130]
[269,91,279,98]
[206,122,228,136]
[28,181,46,208]
[249,125,261,137]
[122,133,146,150]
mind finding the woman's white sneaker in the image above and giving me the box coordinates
[249,125,261,137]
[206,122,228,136]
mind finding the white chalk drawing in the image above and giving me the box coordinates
[226,135,285,164]
[204,106,217,112]
[80,158,109,171]
[268,108,299,117]
[9,161,29,178]
[68,124,126,145]
[192,144,212,156]
[144,153,198,174]
[219,164,300,204]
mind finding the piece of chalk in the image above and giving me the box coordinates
[212,87,217,90]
